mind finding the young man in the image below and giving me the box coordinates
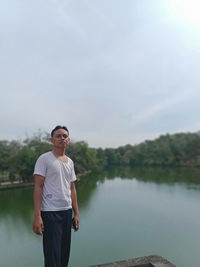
[32,125,79,267]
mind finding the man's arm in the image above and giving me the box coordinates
[71,182,80,230]
[32,174,45,235]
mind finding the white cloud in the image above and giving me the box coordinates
[0,0,200,147]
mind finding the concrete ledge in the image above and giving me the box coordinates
[89,255,176,267]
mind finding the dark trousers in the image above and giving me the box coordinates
[41,209,72,267]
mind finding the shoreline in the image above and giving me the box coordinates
[0,171,89,191]
[0,181,34,191]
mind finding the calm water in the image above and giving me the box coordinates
[1,167,200,267]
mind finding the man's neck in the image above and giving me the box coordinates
[52,148,65,157]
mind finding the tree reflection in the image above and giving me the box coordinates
[1,166,200,227]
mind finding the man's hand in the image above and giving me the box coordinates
[32,215,44,235]
[72,213,80,231]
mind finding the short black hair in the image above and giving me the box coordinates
[51,125,69,137]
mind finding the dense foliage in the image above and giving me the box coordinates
[117,132,200,167]
[0,132,200,183]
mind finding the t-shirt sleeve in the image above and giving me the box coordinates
[70,160,77,182]
[33,155,47,177]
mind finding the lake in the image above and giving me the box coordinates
[0,167,200,267]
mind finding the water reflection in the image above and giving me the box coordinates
[1,167,200,267]
[1,167,200,225]
[0,188,33,232]
[103,166,200,186]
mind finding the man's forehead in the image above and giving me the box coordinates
[54,129,69,135]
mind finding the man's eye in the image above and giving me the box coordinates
[56,134,68,138]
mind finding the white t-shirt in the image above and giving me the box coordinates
[33,151,76,211]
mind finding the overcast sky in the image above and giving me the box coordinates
[0,0,200,148]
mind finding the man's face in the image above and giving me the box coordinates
[51,128,70,148]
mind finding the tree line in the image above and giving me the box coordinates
[0,131,200,183]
